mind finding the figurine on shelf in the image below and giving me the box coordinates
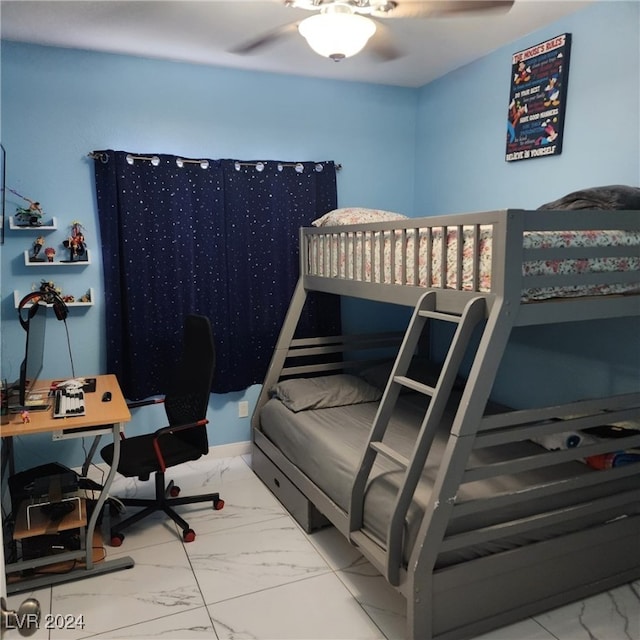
[37,280,67,304]
[79,290,92,303]
[62,220,88,262]
[44,247,56,262]
[30,236,46,262]
[15,201,44,226]
[40,280,61,296]
[21,410,30,424]
[11,188,45,227]
[62,294,75,303]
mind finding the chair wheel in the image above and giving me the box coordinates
[214,498,225,511]
[169,485,181,497]
[183,528,196,542]
[110,532,124,547]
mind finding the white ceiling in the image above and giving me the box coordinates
[0,0,591,87]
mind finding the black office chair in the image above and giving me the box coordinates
[100,314,224,545]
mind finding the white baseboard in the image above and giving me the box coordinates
[207,440,252,458]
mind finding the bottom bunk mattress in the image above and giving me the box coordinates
[259,390,638,569]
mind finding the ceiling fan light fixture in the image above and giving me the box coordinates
[298,11,376,61]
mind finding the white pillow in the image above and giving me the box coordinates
[270,374,382,412]
[312,207,408,227]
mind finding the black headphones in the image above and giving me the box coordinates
[18,288,69,330]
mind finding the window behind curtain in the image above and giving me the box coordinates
[94,151,340,399]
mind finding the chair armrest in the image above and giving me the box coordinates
[152,419,209,472]
[154,419,208,438]
[127,397,165,410]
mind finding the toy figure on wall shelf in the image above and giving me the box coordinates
[44,247,56,262]
[40,280,61,296]
[62,220,88,262]
[30,235,46,262]
[9,187,45,226]
[22,281,92,307]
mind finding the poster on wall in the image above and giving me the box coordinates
[506,33,571,162]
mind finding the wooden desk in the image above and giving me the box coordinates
[1,374,135,593]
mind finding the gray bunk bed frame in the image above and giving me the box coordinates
[251,208,640,640]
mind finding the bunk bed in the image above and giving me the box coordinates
[251,193,640,640]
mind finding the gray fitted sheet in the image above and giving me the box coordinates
[260,393,638,567]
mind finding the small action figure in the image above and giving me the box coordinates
[21,410,30,423]
[8,188,46,226]
[15,198,44,226]
[40,280,61,296]
[62,221,88,262]
[31,236,46,262]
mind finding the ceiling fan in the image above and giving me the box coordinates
[232,0,515,62]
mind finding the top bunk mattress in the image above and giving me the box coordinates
[259,391,639,569]
[307,224,640,302]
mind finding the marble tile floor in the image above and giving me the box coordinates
[6,453,639,640]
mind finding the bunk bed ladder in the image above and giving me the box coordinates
[348,291,487,584]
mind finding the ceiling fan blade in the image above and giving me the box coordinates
[230,21,299,55]
[368,21,403,61]
[375,0,515,19]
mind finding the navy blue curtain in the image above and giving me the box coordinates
[94,151,340,399]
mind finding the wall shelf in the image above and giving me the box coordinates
[14,288,95,309]
[23,250,91,266]
[11,218,94,310]
[9,216,58,231]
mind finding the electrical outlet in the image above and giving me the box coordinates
[238,400,249,418]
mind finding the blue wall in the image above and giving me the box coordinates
[0,40,417,469]
[414,0,639,213]
[1,1,638,470]
[413,0,639,408]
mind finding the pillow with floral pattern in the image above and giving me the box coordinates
[312,207,408,227]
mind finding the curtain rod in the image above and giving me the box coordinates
[88,152,341,171]
[233,161,342,171]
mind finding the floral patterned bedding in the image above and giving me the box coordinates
[307,226,640,302]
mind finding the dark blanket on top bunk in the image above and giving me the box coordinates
[538,184,640,210]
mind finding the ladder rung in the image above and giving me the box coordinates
[394,375,435,396]
[370,441,409,468]
[419,309,462,323]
